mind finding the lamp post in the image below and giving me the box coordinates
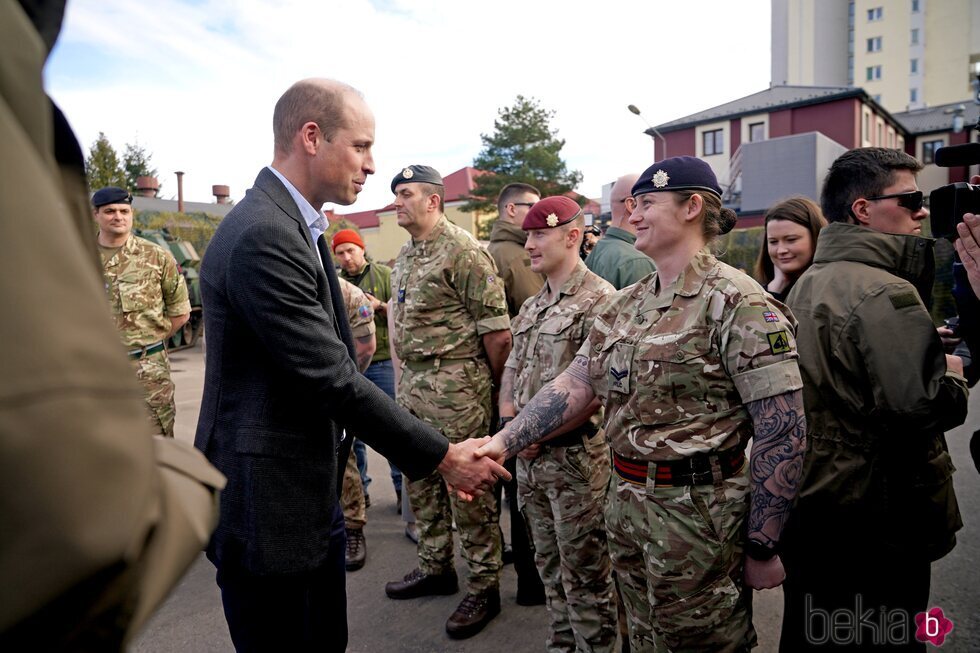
[628,104,667,161]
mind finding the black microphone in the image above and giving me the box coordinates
[934,142,980,168]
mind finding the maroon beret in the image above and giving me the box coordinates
[522,196,581,231]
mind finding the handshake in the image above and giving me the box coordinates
[436,434,511,501]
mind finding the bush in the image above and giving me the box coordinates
[135,211,223,256]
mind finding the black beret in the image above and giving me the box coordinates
[92,186,133,208]
[391,165,444,193]
[632,156,722,199]
[522,196,581,230]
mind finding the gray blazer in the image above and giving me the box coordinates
[195,168,447,574]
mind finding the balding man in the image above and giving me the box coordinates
[195,80,509,651]
[585,174,655,289]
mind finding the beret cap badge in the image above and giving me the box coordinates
[652,170,670,188]
[402,167,414,179]
[546,213,559,227]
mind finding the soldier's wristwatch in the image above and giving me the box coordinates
[745,539,778,561]
[497,416,514,431]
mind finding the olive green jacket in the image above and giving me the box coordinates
[0,3,223,648]
[787,222,968,561]
[341,260,392,363]
[584,226,656,290]
[488,219,544,318]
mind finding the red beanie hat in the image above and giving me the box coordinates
[332,229,365,252]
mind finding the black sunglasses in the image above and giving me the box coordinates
[866,190,924,212]
[511,202,536,208]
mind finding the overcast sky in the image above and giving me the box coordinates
[46,0,772,214]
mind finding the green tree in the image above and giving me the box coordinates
[122,141,159,195]
[85,132,127,191]
[464,95,583,237]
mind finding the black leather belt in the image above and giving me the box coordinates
[128,341,166,360]
[613,447,745,487]
[543,423,598,448]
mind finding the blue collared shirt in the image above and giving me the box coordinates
[267,165,327,267]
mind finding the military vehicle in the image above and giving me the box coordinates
[135,228,204,350]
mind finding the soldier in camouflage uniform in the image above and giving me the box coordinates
[94,187,190,438]
[501,196,617,652]
[479,158,807,652]
[383,165,513,641]
[337,276,377,571]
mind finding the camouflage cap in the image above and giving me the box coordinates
[391,165,443,193]
[92,186,133,208]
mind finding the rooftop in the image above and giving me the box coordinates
[891,100,976,135]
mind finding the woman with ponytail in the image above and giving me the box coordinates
[479,156,807,651]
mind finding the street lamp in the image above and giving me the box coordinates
[628,104,667,161]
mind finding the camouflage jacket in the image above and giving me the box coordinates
[391,216,509,361]
[100,234,190,347]
[579,247,802,460]
[338,277,375,339]
[507,261,613,432]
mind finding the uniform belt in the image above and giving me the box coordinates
[542,423,598,448]
[612,448,745,488]
[128,341,166,360]
[402,357,470,372]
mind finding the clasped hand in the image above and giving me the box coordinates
[438,436,511,501]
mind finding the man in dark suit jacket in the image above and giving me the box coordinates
[195,79,509,652]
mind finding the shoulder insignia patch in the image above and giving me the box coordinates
[889,291,919,310]
[763,311,779,323]
[767,331,791,354]
[358,305,372,319]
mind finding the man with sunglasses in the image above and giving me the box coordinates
[779,147,969,651]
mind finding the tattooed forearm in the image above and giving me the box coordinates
[745,389,807,547]
[501,366,595,457]
[498,367,516,415]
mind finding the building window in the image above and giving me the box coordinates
[863,113,870,142]
[867,6,883,21]
[867,36,882,52]
[873,94,882,103]
[749,122,765,142]
[911,0,920,12]
[910,88,918,103]
[911,28,919,44]
[922,139,944,164]
[877,123,884,145]
[703,129,724,156]
[910,58,918,74]
[866,65,882,81]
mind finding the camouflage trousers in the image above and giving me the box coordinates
[604,463,756,653]
[517,433,617,653]
[132,348,175,438]
[341,441,366,529]
[399,360,501,592]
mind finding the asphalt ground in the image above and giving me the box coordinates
[131,344,979,652]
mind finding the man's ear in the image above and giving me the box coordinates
[851,198,872,225]
[300,122,319,155]
[567,227,582,249]
[426,193,440,213]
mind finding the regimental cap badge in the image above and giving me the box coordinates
[402,167,414,179]
[652,170,670,188]
[546,213,559,227]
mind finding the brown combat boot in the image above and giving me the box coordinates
[385,568,458,599]
[345,528,366,571]
[445,587,501,639]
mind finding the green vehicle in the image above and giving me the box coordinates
[135,228,204,350]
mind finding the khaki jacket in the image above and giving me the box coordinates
[488,219,544,318]
[0,2,224,648]
[787,223,968,561]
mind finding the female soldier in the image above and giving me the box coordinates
[754,197,827,301]
[479,156,807,652]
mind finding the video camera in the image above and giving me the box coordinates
[929,141,980,239]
